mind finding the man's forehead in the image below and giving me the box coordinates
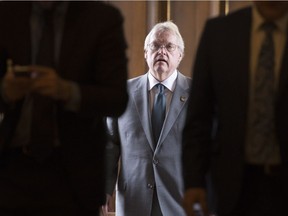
[151,30,176,42]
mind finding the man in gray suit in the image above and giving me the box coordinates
[103,21,190,216]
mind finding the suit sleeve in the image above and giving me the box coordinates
[104,117,121,195]
[77,3,129,118]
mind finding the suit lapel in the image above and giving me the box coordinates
[0,3,32,150]
[9,3,32,65]
[131,74,155,149]
[58,3,81,77]
[277,32,288,99]
[224,8,251,134]
[157,72,190,147]
[234,9,251,114]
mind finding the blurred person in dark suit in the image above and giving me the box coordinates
[182,1,288,216]
[0,1,128,216]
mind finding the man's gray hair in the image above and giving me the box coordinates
[144,21,184,55]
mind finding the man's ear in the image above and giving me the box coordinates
[144,50,147,59]
[179,53,183,62]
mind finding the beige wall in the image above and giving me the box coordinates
[108,1,218,78]
[107,1,251,78]
[107,1,147,78]
[171,1,220,77]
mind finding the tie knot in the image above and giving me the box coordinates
[156,83,165,94]
[261,22,276,33]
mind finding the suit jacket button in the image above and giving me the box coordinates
[147,184,154,190]
[153,159,159,165]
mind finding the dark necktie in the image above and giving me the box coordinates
[152,84,166,145]
[252,22,276,155]
[30,10,56,160]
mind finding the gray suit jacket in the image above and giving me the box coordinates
[106,71,190,216]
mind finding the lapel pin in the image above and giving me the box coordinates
[180,96,186,102]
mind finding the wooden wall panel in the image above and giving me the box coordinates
[171,1,219,77]
[228,1,252,13]
[107,1,220,78]
[105,1,252,79]
[108,1,147,78]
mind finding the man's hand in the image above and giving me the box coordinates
[100,194,115,216]
[28,65,72,102]
[183,187,209,216]
[2,60,72,103]
[2,60,33,102]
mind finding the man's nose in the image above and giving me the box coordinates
[157,45,167,54]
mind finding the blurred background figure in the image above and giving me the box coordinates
[182,1,288,216]
[0,1,128,216]
[103,21,190,216]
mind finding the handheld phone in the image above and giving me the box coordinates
[13,65,32,78]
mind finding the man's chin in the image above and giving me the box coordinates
[154,64,168,73]
[155,69,166,74]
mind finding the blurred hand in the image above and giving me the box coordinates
[28,65,72,102]
[2,60,33,102]
[100,194,115,216]
[2,61,72,103]
[183,187,209,216]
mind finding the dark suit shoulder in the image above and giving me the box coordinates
[0,1,31,10]
[68,1,123,21]
[199,6,251,50]
[206,7,251,30]
[0,2,31,24]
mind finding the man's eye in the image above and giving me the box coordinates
[149,43,159,51]
[166,44,174,50]
[152,44,160,49]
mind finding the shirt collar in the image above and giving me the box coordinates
[148,70,178,92]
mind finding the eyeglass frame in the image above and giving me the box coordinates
[147,42,179,53]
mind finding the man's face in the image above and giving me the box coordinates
[254,1,288,21]
[145,30,182,81]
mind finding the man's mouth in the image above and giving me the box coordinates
[156,59,167,64]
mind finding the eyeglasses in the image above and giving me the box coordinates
[148,43,178,52]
